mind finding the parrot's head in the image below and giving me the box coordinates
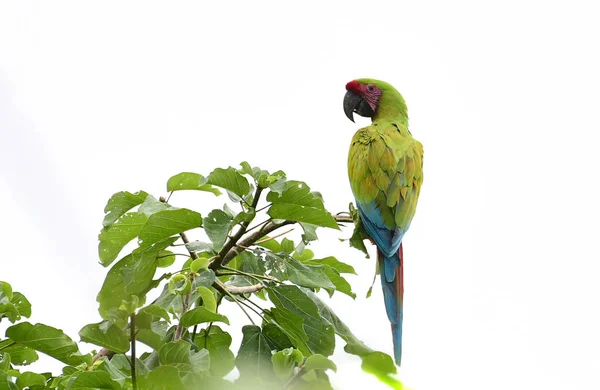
[343,78,407,123]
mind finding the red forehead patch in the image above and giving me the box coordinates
[345,80,360,92]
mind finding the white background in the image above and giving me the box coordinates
[1,1,599,389]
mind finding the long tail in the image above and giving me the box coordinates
[379,243,404,365]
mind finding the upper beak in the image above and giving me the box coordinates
[343,90,374,123]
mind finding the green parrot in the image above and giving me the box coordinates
[343,78,424,365]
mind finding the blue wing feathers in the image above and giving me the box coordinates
[358,199,405,365]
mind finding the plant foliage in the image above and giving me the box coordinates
[1,163,403,389]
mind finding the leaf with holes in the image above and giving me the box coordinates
[204,209,233,252]
[98,212,147,266]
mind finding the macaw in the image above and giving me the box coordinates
[344,78,423,366]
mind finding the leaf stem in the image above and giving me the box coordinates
[220,266,282,284]
[173,231,198,341]
[244,219,271,234]
[253,228,294,245]
[130,313,137,390]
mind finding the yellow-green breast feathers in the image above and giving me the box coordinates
[348,120,423,231]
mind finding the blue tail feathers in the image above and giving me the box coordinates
[379,244,404,366]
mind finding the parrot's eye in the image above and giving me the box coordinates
[367,85,375,92]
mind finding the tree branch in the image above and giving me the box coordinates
[222,283,264,295]
[220,220,295,268]
[209,187,263,271]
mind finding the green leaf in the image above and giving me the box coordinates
[190,257,209,273]
[0,351,11,371]
[349,219,370,258]
[267,181,339,229]
[235,325,274,381]
[271,348,303,380]
[0,281,12,300]
[360,352,403,388]
[0,281,18,323]
[98,212,147,266]
[79,321,129,354]
[15,371,47,389]
[158,341,210,373]
[280,238,294,254]
[180,307,229,327]
[65,371,121,389]
[168,275,192,295]
[266,253,335,290]
[304,354,337,373]
[204,209,233,252]
[0,372,18,390]
[303,290,401,387]
[207,167,251,198]
[0,340,38,366]
[268,308,310,356]
[195,287,217,313]
[194,325,235,378]
[136,306,170,350]
[293,248,314,261]
[139,208,202,246]
[157,250,176,268]
[138,366,186,390]
[299,222,319,242]
[261,324,293,351]
[322,266,356,299]
[167,172,222,195]
[95,354,130,386]
[185,241,214,253]
[102,191,149,228]
[5,322,87,366]
[306,256,357,274]
[267,286,335,356]
[10,293,31,319]
[98,237,177,319]
[139,304,170,323]
[0,286,31,324]
[138,195,172,218]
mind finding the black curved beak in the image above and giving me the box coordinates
[343,90,374,123]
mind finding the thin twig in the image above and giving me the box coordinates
[172,231,198,341]
[157,253,191,259]
[244,219,271,234]
[254,228,295,245]
[130,313,137,390]
[220,266,281,284]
